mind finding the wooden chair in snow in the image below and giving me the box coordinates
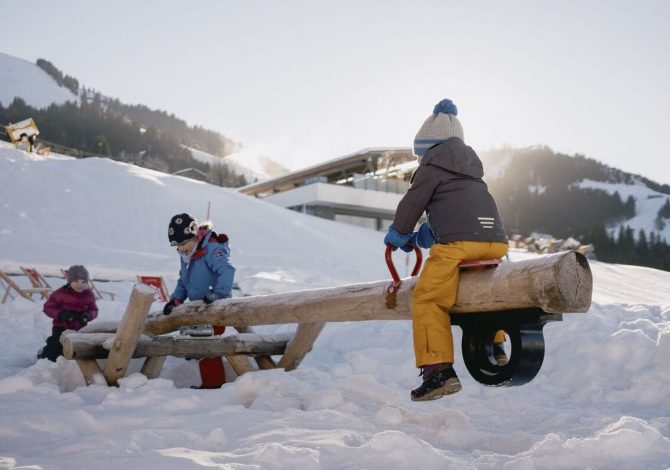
[61,269,115,301]
[61,251,592,388]
[136,276,170,302]
[0,270,52,303]
[20,267,53,299]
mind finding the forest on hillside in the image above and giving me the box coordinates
[482,147,670,271]
[0,59,246,187]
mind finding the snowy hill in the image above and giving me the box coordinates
[0,144,669,468]
[480,147,670,248]
[0,140,388,292]
[0,52,77,108]
[576,178,670,241]
[188,146,288,182]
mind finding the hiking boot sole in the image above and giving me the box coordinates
[411,378,462,401]
[495,355,509,366]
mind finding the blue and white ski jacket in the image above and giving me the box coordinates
[171,230,235,302]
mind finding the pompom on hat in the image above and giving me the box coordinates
[413,98,464,157]
[67,265,89,284]
[168,213,199,246]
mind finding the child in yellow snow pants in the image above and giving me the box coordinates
[384,98,509,401]
[412,241,508,367]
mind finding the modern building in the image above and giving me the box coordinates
[238,148,418,230]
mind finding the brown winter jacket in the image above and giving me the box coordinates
[392,138,508,244]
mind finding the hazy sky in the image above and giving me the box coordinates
[2,0,669,183]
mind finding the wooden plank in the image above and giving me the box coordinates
[61,331,293,360]
[141,356,167,379]
[136,251,592,336]
[277,322,326,371]
[103,284,155,386]
[76,359,105,386]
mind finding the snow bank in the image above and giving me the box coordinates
[1,146,669,468]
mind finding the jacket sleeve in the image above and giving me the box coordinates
[206,243,235,298]
[171,264,188,301]
[86,290,99,320]
[392,166,438,234]
[43,290,63,320]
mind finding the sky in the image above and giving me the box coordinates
[1,0,669,184]
[1,142,670,468]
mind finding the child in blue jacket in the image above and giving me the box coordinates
[163,213,235,388]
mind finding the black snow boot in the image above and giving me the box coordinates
[411,363,462,401]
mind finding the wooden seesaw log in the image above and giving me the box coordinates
[138,251,592,336]
[76,252,592,387]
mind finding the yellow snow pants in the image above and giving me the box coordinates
[412,241,509,367]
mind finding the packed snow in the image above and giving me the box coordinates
[1,144,669,469]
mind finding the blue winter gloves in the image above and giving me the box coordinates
[412,222,436,249]
[384,226,414,252]
[385,223,436,252]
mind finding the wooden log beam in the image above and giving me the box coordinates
[76,359,105,386]
[103,284,155,386]
[235,326,276,370]
[277,322,326,372]
[141,356,167,379]
[136,251,591,335]
[227,355,255,376]
[61,331,293,360]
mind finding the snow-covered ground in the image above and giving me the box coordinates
[1,144,669,469]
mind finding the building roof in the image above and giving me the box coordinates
[238,147,415,196]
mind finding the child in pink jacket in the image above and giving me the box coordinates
[38,265,98,362]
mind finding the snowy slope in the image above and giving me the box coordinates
[0,144,669,469]
[0,140,389,291]
[0,52,77,108]
[577,179,670,241]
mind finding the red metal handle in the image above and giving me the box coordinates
[385,244,423,294]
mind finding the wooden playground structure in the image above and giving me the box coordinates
[60,251,593,388]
